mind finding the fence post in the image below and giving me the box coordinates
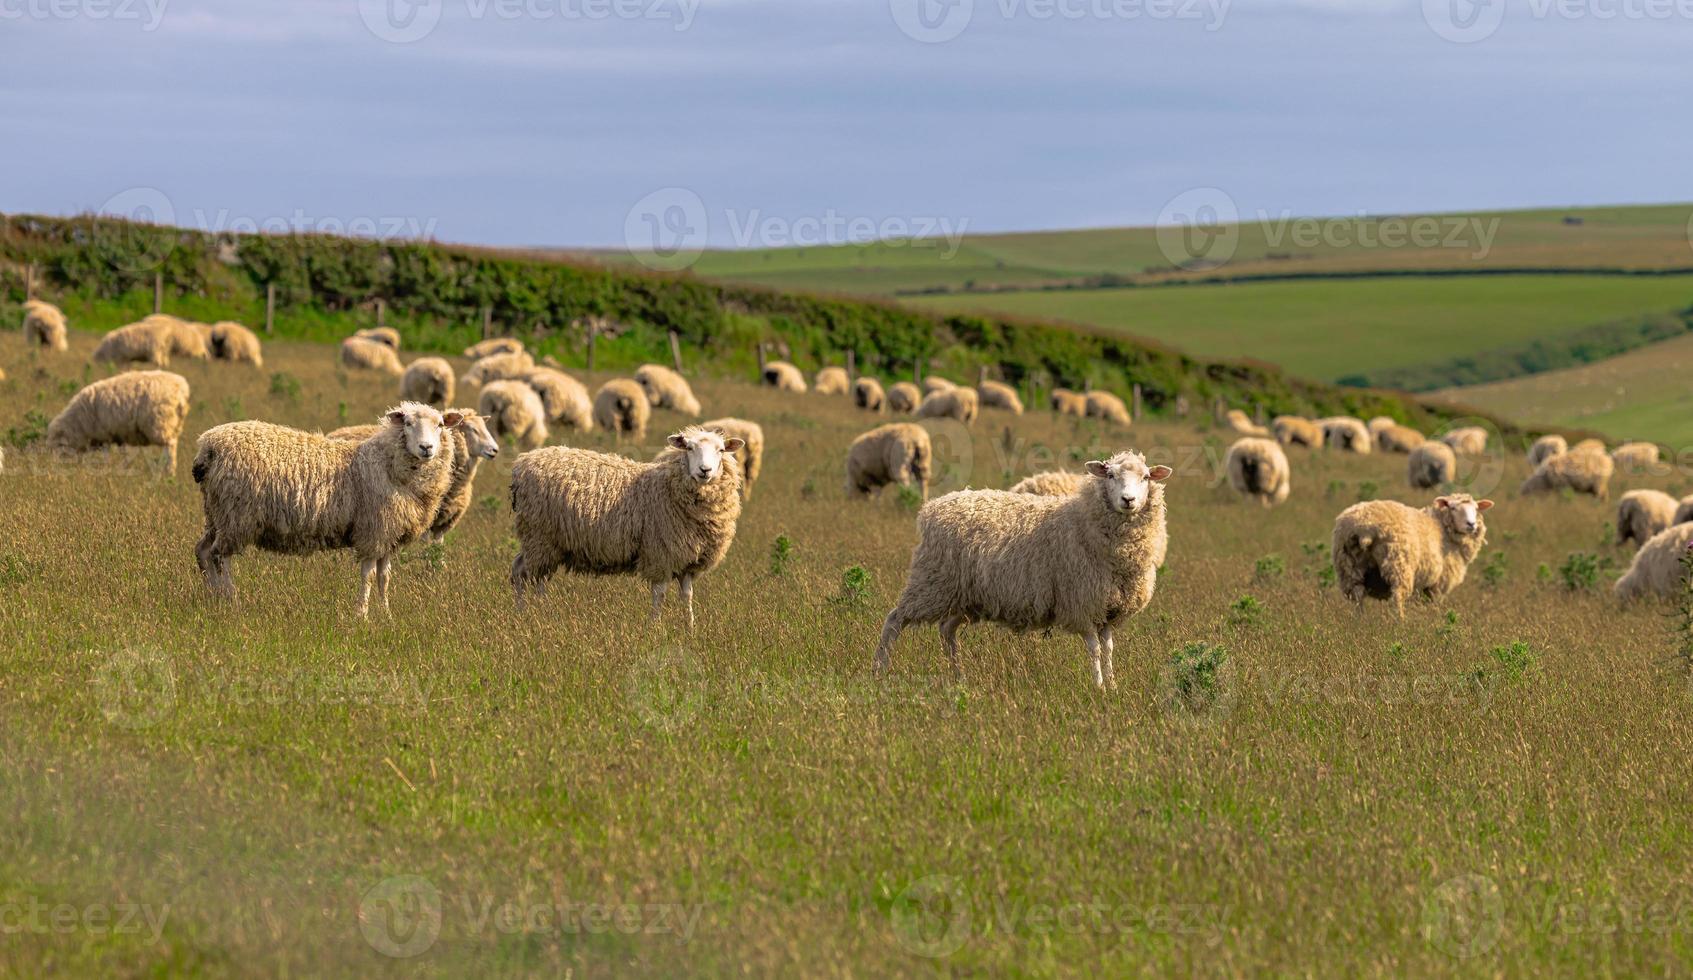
[24,263,34,301]
[265,283,275,335]
[977,365,987,389]
[1213,396,1224,422]
[376,299,385,328]
[1132,383,1143,421]
[153,271,163,314]
[481,306,492,340]
[669,330,683,374]
[846,349,856,382]
[913,362,922,385]
[756,342,767,377]
[1255,403,1266,426]
[1083,378,1093,393]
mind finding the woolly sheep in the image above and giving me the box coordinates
[509,426,745,627]
[355,326,401,351]
[1616,489,1678,548]
[22,300,68,351]
[1612,441,1661,472]
[480,379,549,451]
[331,409,500,544]
[193,403,463,617]
[873,450,1172,689]
[594,378,650,441]
[1671,495,1693,527]
[208,321,263,366]
[853,376,886,413]
[1226,437,1290,507]
[1225,409,1269,438]
[1614,522,1693,601]
[340,337,403,375]
[464,337,523,359]
[1051,388,1088,417]
[1366,416,1396,435]
[1528,435,1567,468]
[814,366,850,395]
[703,417,764,501]
[1332,493,1494,617]
[917,386,979,424]
[93,320,173,367]
[147,315,210,361]
[1573,438,1606,454]
[1084,391,1131,426]
[46,370,191,474]
[401,357,455,408]
[1272,415,1323,448]
[978,379,1024,415]
[1375,424,1425,454]
[1009,471,1087,495]
[1441,426,1488,455]
[1407,441,1456,490]
[886,382,921,414]
[1519,448,1613,500]
[633,364,702,416]
[761,361,806,393]
[846,423,932,500]
[922,376,956,396]
[1320,417,1372,454]
[462,350,535,387]
[524,369,593,431]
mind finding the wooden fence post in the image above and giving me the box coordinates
[756,342,767,376]
[1132,383,1143,421]
[913,362,923,385]
[1255,404,1266,426]
[669,330,683,374]
[481,306,492,340]
[1083,378,1093,393]
[846,349,856,382]
[153,271,163,314]
[376,299,385,327]
[24,263,34,302]
[265,283,275,335]
[977,365,987,389]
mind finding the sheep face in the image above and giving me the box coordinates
[386,404,461,461]
[1434,494,1493,539]
[668,430,746,485]
[459,414,500,460]
[1084,451,1172,515]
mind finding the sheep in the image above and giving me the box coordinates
[1573,438,1606,454]
[462,350,535,387]
[873,450,1172,689]
[146,315,210,361]
[46,370,190,475]
[814,366,850,395]
[846,423,932,500]
[508,426,745,627]
[401,357,455,409]
[340,336,404,375]
[1407,441,1456,490]
[524,369,593,431]
[1224,409,1269,438]
[1226,437,1290,507]
[922,376,956,396]
[633,364,702,416]
[703,417,764,501]
[1332,494,1494,617]
[1612,442,1661,472]
[761,361,806,392]
[886,382,922,414]
[1375,424,1425,454]
[1616,489,1678,547]
[1051,388,1088,417]
[1519,448,1613,500]
[464,337,523,359]
[355,326,401,351]
[208,321,263,366]
[1009,471,1087,495]
[1366,415,1396,435]
[1272,415,1323,448]
[1320,417,1372,454]
[594,378,650,441]
[1085,391,1131,426]
[22,300,68,351]
[917,386,979,424]
[1614,522,1693,601]
[978,379,1024,415]
[1528,434,1567,468]
[192,403,463,618]
[479,379,549,451]
[853,376,886,413]
[330,409,500,544]
[93,320,173,367]
[1672,495,1693,526]
[1441,427,1488,455]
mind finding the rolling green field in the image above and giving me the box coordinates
[5,330,1693,975]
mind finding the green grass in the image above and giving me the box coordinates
[5,329,1693,974]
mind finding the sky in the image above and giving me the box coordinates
[3,0,1690,250]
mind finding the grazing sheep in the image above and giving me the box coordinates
[1616,489,1678,547]
[1320,417,1372,454]
[1366,416,1396,435]
[401,357,455,408]
[761,361,806,393]
[887,382,922,414]
[846,423,932,500]
[1051,388,1088,417]
[509,426,745,626]
[1009,471,1087,496]
[93,320,173,367]
[524,369,593,431]
[633,364,702,416]
[978,380,1024,415]
[479,379,549,451]
[1085,391,1131,426]
[46,370,190,474]
[1441,427,1488,455]
[1226,437,1290,507]
[1520,448,1613,500]
[193,403,462,618]
[1528,434,1567,468]
[1573,438,1606,454]
[208,321,263,366]
[1225,409,1269,438]
[1332,494,1494,617]
[853,376,886,413]
[1614,522,1693,601]
[594,378,650,441]
[814,366,850,395]
[1375,424,1425,454]
[1612,441,1661,472]
[917,386,979,424]
[355,326,401,351]
[703,417,764,501]
[464,337,524,359]
[147,315,210,361]
[873,450,1172,689]
[1407,442,1456,490]
[462,350,535,387]
[330,409,500,544]
[22,300,68,351]
[922,376,956,396]
[1272,415,1323,449]
[1672,495,1693,526]
[341,337,404,375]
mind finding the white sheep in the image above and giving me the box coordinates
[1441,427,1488,455]
[917,386,979,424]
[1616,489,1678,547]
[1614,522,1693,601]
[46,370,191,475]
[329,408,500,543]
[1051,388,1087,417]
[1225,437,1290,506]
[761,361,806,393]
[355,326,401,351]
[1671,494,1693,527]
[634,364,702,416]
[340,337,403,375]
[1272,415,1323,448]
[1332,494,1494,617]
[1375,423,1425,454]
[703,417,764,501]
[1320,417,1372,454]
[207,321,263,366]
[886,382,922,414]
[921,376,956,396]
[462,350,535,387]
[1612,442,1662,473]
[524,369,593,431]
[464,337,523,359]
[1009,470,1087,495]
[1520,448,1613,500]
[401,357,455,408]
[93,320,174,367]
[1407,441,1456,490]
[479,379,549,451]
[594,378,650,441]
[22,300,68,351]
[1085,391,1131,426]
[846,423,932,499]
[814,366,850,395]
[1225,409,1269,438]
[978,379,1024,415]
[1528,434,1567,468]
[853,377,886,413]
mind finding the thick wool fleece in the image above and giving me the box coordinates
[593,378,650,440]
[814,366,850,395]
[1051,389,1088,417]
[23,300,68,350]
[401,357,455,408]
[1528,435,1567,468]
[341,337,403,374]
[479,379,549,451]
[917,387,979,424]
[524,369,593,430]
[355,326,401,350]
[462,350,535,386]
[1441,427,1488,455]
[330,410,497,541]
[1332,495,1489,616]
[703,417,764,501]
[1375,424,1425,453]
[886,382,921,414]
[464,337,523,359]
[1616,489,1677,547]
[1612,442,1661,471]
[1225,409,1269,438]
[1085,391,1131,425]
[47,370,191,473]
[978,380,1025,415]
[846,423,932,498]
[1226,437,1290,506]
[1321,417,1372,454]
[207,321,263,366]
[922,377,956,395]
[1273,415,1323,448]
[1519,449,1613,500]
[853,377,886,412]
[634,364,703,415]
[1614,522,1693,601]
[93,320,173,366]
[1407,441,1456,490]
[761,361,807,393]
[1009,471,1087,495]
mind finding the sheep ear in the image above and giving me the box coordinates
[723,438,745,453]
[1477,499,1495,511]
[442,412,464,428]
[1149,465,1172,482]
[1085,461,1110,478]
[1434,496,1451,508]
[667,434,689,451]
[385,411,407,426]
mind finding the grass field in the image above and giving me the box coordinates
[5,329,1693,975]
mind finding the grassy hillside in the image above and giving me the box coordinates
[4,331,1693,974]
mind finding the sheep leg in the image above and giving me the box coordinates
[938,614,965,677]
[376,557,392,617]
[164,440,178,478]
[873,609,906,675]
[679,573,696,631]
[356,559,377,619]
[1082,629,1104,689]
[1100,623,1116,689]
[649,581,668,625]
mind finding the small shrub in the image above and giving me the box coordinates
[1536,562,1552,584]
[478,494,501,514]
[4,409,49,449]
[1315,566,1336,590]
[268,372,302,403]
[337,401,349,424]
[896,484,923,510]
[1385,642,1406,660]
[1480,551,1508,588]
[830,566,872,607]
[1325,480,1345,499]
[222,396,245,421]
[800,477,817,501]
[1436,610,1460,641]
[769,534,794,576]
[1356,481,1379,502]
[1163,642,1231,716]
[1471,640,1538,687]
[1599,521,1616,547]
[1559,552,1604,592]
[1227,594,1263,627]
[1254,554,1285,580]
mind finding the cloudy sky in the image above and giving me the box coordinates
[5,0,1689,249]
